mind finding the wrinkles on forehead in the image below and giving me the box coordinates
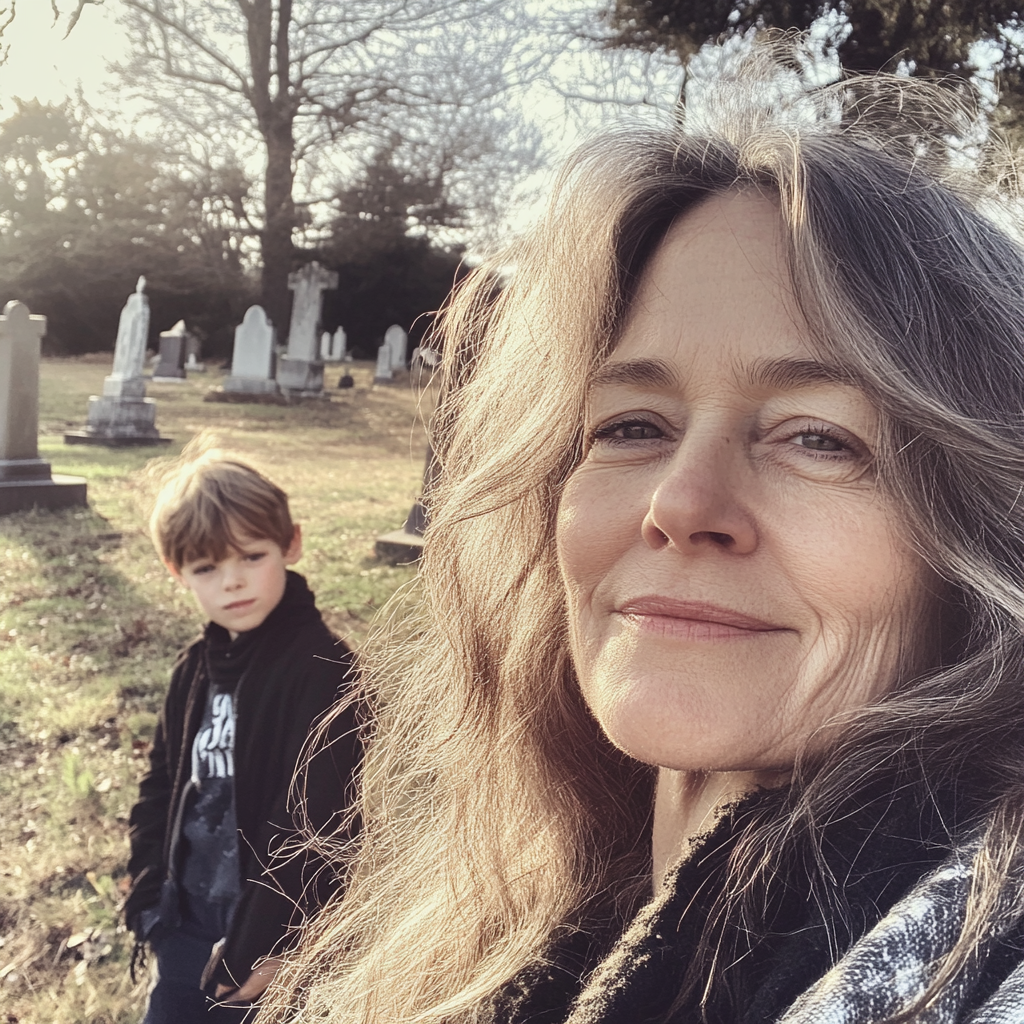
[587,355,857,396]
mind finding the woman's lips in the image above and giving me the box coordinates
[615,597,787,640]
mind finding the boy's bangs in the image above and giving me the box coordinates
[164,481,294,569]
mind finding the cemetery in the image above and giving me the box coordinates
[0,341,428,1022]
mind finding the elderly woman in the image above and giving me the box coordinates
[260,54,1024,1024]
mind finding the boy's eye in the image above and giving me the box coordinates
[192,563,216,575]
[243,552,266,562]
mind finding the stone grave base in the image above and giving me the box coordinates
[277,358,325,396]
[64,431,171,447]
[0,474,88,514]
[75,394,168,446]
[152,375,187,383]
[221,376,279,394]
[205,387,289,406]
[375,528,424,565]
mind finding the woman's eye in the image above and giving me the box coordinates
[793,432,846,453]
[592,418,666,443]
[781,424,869,467]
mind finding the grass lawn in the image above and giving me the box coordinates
[0,358,430,1023]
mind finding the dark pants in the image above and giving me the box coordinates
[143,925,254,1024]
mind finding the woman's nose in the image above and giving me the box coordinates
[640,430,758,555]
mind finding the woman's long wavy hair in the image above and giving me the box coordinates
[259,44,1024,1024]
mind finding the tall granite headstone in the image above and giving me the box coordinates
[153,320,187,381]
[66,277,169,446]
[223,306,278,394]
[385,324,408,370]
[0,301,87,512]
[277,262,337,395]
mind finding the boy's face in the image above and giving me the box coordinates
[169,526,302,636]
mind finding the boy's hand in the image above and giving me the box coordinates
[215,957,283,1003]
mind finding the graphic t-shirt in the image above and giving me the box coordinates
[179,683,242,914]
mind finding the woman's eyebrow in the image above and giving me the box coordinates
[588,358,679,391]
[748,357,853,390]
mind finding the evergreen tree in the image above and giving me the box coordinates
[0,100,254,355]
[319,146,467,359]
[603,1,1024,127]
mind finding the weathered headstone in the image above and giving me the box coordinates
[375,444,437,563]
[223,306,278,394]
[373,343,393,383]
[0,301,87,512]
[320,326,348,363]
[277,262,337,395]
[185,332,205,372]
[65,278,170,446]
[335,326,350,362]
[384,324,408,370]
[153,320,187,381]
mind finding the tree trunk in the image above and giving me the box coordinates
[245,0,296,337]
[261,120,295,337]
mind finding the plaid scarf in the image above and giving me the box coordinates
[778,841,1024,1024]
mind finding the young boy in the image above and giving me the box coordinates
[124,450,361,1022]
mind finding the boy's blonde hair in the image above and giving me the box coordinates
[150,448,294,570]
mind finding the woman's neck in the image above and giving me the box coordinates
[651,768,788,890]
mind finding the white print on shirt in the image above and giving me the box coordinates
[191,692,236,786]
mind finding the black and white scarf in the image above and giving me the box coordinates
[778,843,1024,1024]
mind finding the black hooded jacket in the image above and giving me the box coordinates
[124,571,361,991]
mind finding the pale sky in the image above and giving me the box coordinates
[0,3,127,111]
[0,2,680,243]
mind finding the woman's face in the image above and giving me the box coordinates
[556,191,935,772]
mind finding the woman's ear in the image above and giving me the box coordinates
[284,524,303,566]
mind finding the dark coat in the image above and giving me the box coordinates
[124,571,361,991]
[491,783,1024,1024]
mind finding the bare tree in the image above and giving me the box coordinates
[85,0,547,330]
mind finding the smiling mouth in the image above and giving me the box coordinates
[616,597,787,639]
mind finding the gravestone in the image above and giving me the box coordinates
[335,326,350,362]
[375,444,437,563]
[153,320,187,381]
[0,301,87,513]
[373,343,393,383]
[185,333,205,372]
[385,324,408,370]
[277,262,337,395]
[65,277,170,446]
[320,326,348,363]
[223,306,278,394]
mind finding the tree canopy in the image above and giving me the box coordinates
[602,1,1024,122]
[319,145,468,359]
[0,100,254,354]
[103,0,542,334]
